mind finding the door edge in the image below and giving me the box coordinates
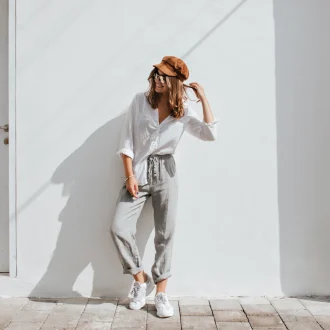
[8,0,17,278]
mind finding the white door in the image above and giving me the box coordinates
[0,0,9,273]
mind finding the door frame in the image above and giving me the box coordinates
[8,0,16,277]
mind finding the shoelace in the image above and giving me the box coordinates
[130,284,143,301]
[155,293,168,306]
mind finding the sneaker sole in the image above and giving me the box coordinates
[157,311,174,318]
[129,299,146,310]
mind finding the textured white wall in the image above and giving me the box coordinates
[13,0,330,298]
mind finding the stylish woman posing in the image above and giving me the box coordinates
[110,56,218,318]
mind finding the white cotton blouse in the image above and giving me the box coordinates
[116,91,219,186]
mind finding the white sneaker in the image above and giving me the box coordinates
[128,272,152,310]
[154,292,174,318]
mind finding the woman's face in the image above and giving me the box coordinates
[154,69,169,94]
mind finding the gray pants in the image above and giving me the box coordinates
[110,154,178,284]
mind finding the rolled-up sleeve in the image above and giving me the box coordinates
[185,105,219,141]
[116,95,136,160]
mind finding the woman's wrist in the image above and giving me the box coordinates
[124,174,135,182]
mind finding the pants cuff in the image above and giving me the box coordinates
[123,265,144,275]
[153,272,172,284]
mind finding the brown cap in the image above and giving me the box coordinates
[153,56,189,82]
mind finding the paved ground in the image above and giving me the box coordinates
[1,296,330,329]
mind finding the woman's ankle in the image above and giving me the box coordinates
[133,270,146,283]
[143,271,148,282]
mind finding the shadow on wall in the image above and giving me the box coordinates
[28,108,155,298]
[274,0,330,295]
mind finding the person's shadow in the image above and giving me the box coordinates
[29,108,155,298]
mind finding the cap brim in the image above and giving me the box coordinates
[153,63,177,77]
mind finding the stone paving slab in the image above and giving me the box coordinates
[79,310,114,323]
[242,303,278,316]
[181,315,217,329]
[78,298,117,324]
[21,300,57,312]
[179,297,209,306]
[179,304,213,316]
[216,322,252,329]
[313,315,330,329]
[40,326,77,330]
[5,323,43,330]
[248,314,285,328]
[75,322,112,330]
[239,297,271,305]
[306,308,330,316]
[285,321,323,329]
[210,299,242,311]
[0,298,29,306]
[300,297,330,308]
[269,298,306,312]
[213,310,248,322]
[278,309,315,322]
[251,328,286,330]
[51,298,88,315]
[42,312,81,329]
[10,310,50,324]
[2,296,330,329]
[85,298,117,312]
[146,316,181,330]
[111,303,147,329]
[0,312,17,329]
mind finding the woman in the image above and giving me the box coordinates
[110,56,218,317]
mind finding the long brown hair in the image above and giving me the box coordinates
[145,67,190,119]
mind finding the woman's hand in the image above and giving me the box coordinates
[126,176,139,198]
[189,82,206,101]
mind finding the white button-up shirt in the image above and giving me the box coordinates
[117,91,219,185]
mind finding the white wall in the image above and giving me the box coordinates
[274,0,330,296]
[12,0,330,298]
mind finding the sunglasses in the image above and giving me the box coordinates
[153,71,167,84]
[153,70,197,91]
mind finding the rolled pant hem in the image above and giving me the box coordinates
[123,265,144,275]
[154,273,172,284]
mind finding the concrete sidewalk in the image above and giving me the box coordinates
[1,296,330,329]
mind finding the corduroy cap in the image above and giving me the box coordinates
[153,56,189,82]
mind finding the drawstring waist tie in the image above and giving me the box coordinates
[147,154,173,184]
